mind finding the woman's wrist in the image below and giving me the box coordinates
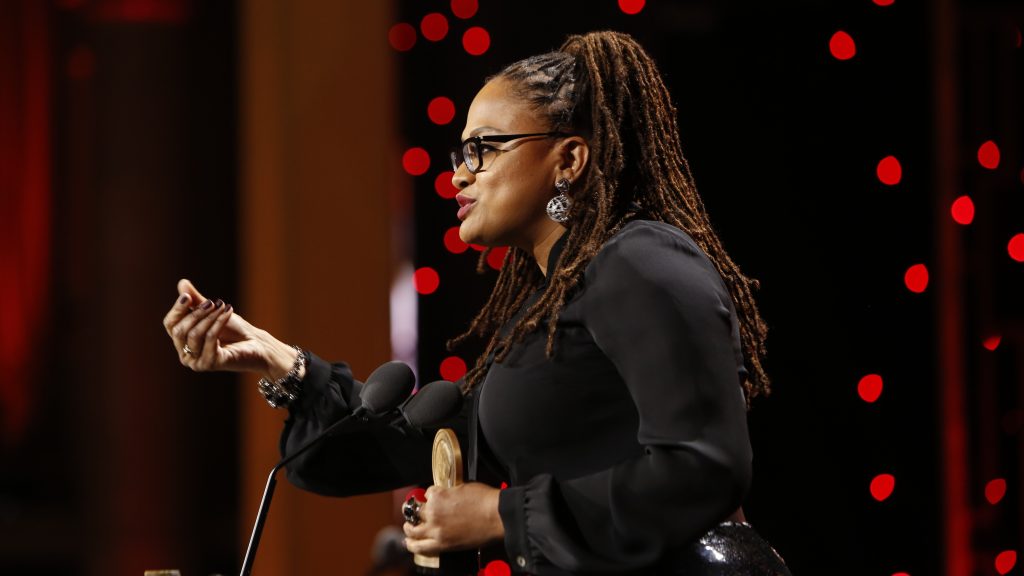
[259,330,306,382]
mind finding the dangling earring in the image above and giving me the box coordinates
[546,178,572,223]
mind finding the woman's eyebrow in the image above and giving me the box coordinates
[467,125,500,138]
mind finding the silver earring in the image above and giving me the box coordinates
[547,178,572,223]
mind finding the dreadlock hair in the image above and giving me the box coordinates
[447,30,771,409]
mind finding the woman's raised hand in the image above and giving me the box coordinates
[163,278,298,379]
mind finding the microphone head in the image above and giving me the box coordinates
[360,361,416,415]
[400,380,464,429]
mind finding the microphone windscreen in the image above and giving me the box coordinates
[402,380,464,429]
[360,361,416,415]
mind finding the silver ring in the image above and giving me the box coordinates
[182,344,194,356]
[402,497,422,526]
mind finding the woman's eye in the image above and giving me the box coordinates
[478,144,497,154]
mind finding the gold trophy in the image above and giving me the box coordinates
[410,428,473,574]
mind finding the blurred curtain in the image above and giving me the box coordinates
[0,0,51,449]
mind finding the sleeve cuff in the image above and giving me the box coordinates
[498,485,535,573]
[288,351,362,417]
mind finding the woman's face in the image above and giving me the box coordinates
[452,77,567,250]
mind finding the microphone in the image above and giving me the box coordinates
[239,360,416,576]
[392,379,464,431]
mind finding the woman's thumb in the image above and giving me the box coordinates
[177,278,206,304]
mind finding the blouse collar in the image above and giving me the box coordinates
[541,230,569,286]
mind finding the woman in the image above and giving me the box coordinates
[164,31,791,575]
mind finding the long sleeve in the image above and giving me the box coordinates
[281,351,472,497]
[496,222,753,574]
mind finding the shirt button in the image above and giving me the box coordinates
[516,555,527,568]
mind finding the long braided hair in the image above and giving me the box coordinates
[447,31,771,409]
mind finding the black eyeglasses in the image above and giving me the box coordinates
[450,132,572,174]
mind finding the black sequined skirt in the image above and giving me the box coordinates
[667,520,792,575]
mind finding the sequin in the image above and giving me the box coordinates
[670,520,793,575]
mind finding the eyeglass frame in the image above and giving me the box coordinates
[450,131,574,174]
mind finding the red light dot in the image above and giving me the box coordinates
[388,23,417,52]
[463,26,490,56]
[484,560,512,576]
[870,473,895,501]
[428,96,456,125]
[487,246,509,270]
[985,478,1007,505]
[470,243,485,252]
[830,30,856,60]
[873,0,895,5]
[876,155,902,185]
[500,481,508,489]
[451,0,478,19]
[904,264,929,293]
[978,140,1000,169]
[420,13,448,42]
[435,171,458,199]
[618,0,645,15]
[858,374,883,403]
[440,356,467,381]
[444,226,469,254]
[403,147,431,176]
[996,551,1017,575]
[983,335,1002,351]
[414,267,440,295]
[892,573,910,576]
[1009,234,1024,262]
[950,195,974,225]
[405,487,427,503]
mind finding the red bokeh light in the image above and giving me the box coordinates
[463,27,491,56]
[978,140,1000,169]
[440,356,467,381]
[444,226,469,254]
[891,573,909,576]
[873,0,895,5]
[618,0,646,15]
[1009,234,1024,262]
[870,473,895,501]
[500,481,508,489]
[451,0,478,19]
[484,560,512,576]
[983,334,1002,351]
[857,374,883,403]
[470,243,485,251]
[388,23,417,52]
[904,264,929,293]
[403,147,431,176]
[950,195,974,225]
[985,478,1007,505]
[996,551,1017,575]
[405,487,427,503]
[414,267,440,295]
[420,13,448,42]
[428,96,456,125]
[830,31,856,60]
[435,171,458,199]
[487,246,509,270]
[877,155,902,185]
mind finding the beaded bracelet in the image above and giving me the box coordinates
[257,344,308,409]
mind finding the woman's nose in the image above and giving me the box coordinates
[452,163,473,189]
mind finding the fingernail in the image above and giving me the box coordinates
[201,299,213,310]
[215,298,224,308]
[178,294,188,305]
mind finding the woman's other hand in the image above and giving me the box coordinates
[403,482,505,555]
[162,278,302,381]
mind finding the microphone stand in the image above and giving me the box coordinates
[238,408,366,576]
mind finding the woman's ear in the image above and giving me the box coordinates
[556,136,589,184]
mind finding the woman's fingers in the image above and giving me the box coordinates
[171,298,222,365]
[185,299,224,366]
[163,292,195,338]
[194,302,233,370]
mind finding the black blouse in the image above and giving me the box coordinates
[280,219,753,575]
